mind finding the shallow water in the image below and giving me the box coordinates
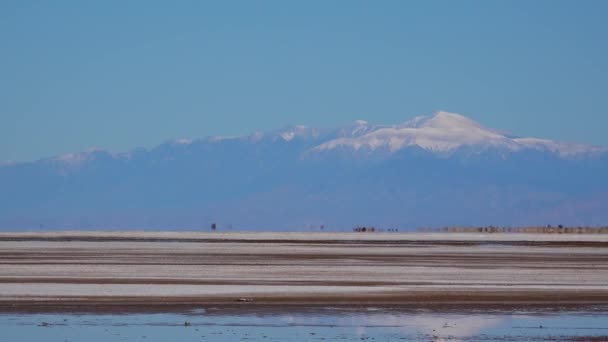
[2,306,608,341]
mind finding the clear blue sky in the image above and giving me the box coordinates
[2,0,607,162]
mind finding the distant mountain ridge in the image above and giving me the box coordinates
[47,111,605,165]
[1,111,607,230]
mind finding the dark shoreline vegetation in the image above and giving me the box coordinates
[418,226,608,234]
[348,225,608,234]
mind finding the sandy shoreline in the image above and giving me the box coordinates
[0,232,607,309]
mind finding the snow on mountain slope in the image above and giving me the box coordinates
[239,121,381,144]
[334,120,380,138]
[50,148,119,165]
[226,125,326,143]
[513,138,608,157]
[13,111,607,169]
[311,111,606,157]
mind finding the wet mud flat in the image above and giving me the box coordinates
[0,231,607,309]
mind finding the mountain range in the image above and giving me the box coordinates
[2,111,607,231]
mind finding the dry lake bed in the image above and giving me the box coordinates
[1,231,607,341]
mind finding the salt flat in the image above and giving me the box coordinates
[2,230,608,242]
[0,232,607,309]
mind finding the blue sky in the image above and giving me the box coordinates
[1,0,607,162]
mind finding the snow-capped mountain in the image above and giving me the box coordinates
[312,111,606,157]
[43,111,607,165]
[1,111,607,231]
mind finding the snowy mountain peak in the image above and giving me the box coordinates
[313,111,511,154]
[402,111,483,130]
[312,111,606,157]
[426,111,485,130]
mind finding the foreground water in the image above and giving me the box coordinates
[2,306,608,341]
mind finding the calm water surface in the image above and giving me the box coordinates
[2,306,608,341]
